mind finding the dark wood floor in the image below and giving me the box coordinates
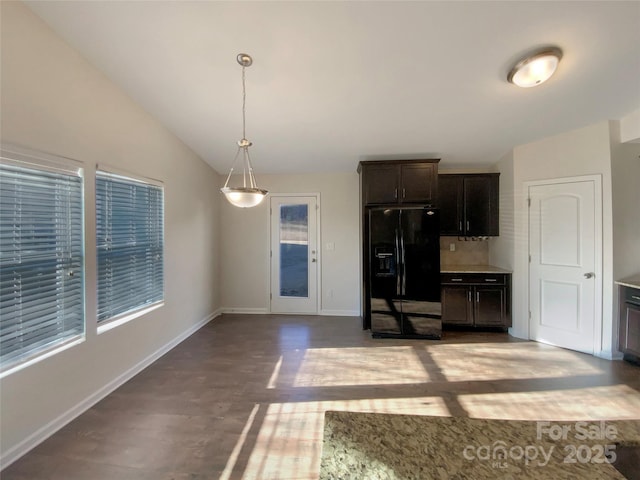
[3,314,640,479]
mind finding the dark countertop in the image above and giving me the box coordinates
[441,264,512,274]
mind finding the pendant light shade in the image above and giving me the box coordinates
[508,47,563,88]
[220,189,268,208]
[221,54,268,208]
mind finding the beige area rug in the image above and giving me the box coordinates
[320,411,640,480]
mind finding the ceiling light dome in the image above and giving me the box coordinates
[508,47,563,88]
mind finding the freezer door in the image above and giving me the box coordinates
[369,208,402,335]
[400,208,442,338]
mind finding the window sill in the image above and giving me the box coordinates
[97,302,164,334]
[0,336,85,379]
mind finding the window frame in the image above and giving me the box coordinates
[95,165,165,333]
[0,146,86,377]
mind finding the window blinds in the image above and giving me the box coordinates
[96,171,164,323]
[0,162,84,369]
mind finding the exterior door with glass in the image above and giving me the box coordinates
[270,196,318,314]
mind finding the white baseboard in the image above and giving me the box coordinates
[0,309,221,470]
[320,309,360,317]
[507,326,529,340]
[221,307,269,314]
[220,308,359,317]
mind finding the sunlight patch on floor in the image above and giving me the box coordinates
[458,384,640,421]
[425,342,604,382]
[293,346,431,387]
[240,397,450,479]
[267,355,283,389]
[220,403,260,480]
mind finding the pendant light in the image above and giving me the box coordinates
[220,53,268,208]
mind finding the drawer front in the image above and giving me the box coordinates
[441,273,506,285]
[624,287,640,306]
[441,274,469,285]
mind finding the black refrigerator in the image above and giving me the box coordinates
[367,207,441,339]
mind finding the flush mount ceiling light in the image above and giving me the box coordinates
[507,47,563,88]
[220,53,268,208]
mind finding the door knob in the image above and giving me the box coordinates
[584,272,595,279]
[312,258,316,263]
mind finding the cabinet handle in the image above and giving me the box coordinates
[394,188,398,199]
[459,221,463,232]
[402,188,406,198]
[468,291,471,302]
[451,278,463,282]
[476,291,479,303]
[632,295,640,301]
[484,278,497,282]
[467,220,470,231]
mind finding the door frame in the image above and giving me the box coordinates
[268,193,321,314]
[525,174,603,355]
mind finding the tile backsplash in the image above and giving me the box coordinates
[440,236,489,266]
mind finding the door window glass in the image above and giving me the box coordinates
[279,204,308,297]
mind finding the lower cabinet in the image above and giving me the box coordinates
[619,286,640,362]
[441,273,511,328]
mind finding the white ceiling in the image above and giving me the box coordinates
[25,1,640,174]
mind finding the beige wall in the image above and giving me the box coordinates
[489,150,515,271]
[510,122,615,356]
[610,121,640,338]
[619,108,640,143]
[0,1,221,465]
[220,172,361,315]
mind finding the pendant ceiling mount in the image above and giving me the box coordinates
[237,53,253,67]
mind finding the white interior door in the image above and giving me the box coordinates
[270,196,318,314]
[529,178,601,354]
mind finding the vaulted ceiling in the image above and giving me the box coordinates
[25,1,640,174]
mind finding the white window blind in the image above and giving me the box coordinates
[96,171,164,323]
[0,161,84,370]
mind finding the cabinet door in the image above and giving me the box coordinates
[620,303,640,356]
[464,176,499,236]
[438,176,463,235]
[441,286,473,325]
[400,163,437,204]
[362,164,399,205]
[474,287,506,326]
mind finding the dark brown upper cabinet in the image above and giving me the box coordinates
[438,173,499,236]
[358,160,439,206]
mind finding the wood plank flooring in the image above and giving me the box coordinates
[3,314,640,479]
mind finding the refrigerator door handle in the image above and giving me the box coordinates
[400,229,406,296]
[395,229,401,296]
